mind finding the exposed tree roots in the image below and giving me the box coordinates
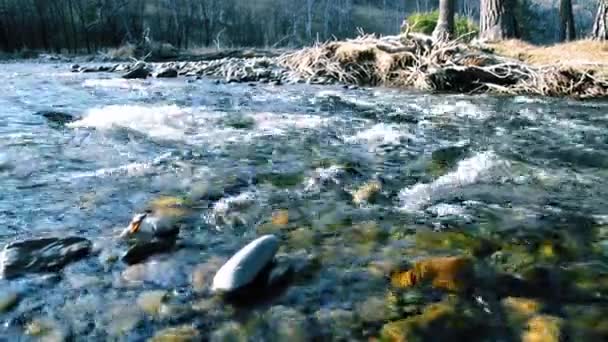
[278,33,607,99]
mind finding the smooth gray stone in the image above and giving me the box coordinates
[211,234,279,293]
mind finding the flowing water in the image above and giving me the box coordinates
[1,62,608,340]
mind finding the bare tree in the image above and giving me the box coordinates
[433,0,455,41]
[592,0,607,40]
[559,0,576,41]
[479,0,518,41]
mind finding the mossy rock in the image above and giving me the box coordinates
[150,325,200,342]
[256,172,304,188]
[288,228,316,249]
[565,304,608,340]
[148,195,194,218]
[522,315,563,342]
[489,248,537,275]
[348,221,389,244]
[427,144,470,177]
[380,296,488,341]
[502,297,544,326]
[391,256,474,292]
[351,180,382,205]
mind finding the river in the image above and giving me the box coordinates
[1,62,607,340]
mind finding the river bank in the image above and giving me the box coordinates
[49,33,608,99]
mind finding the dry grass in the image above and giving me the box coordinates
[279,34,607,99]
[488,39,608,76]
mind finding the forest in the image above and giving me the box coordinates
[0,0,605,54]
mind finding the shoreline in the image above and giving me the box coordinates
[4,35,607,99]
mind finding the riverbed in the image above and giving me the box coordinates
[1,62,608,340]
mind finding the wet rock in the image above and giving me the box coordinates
[137,290,168,315]
[121,239,177,265]
[357,296,388,323]
[34,110,76,126]
[106,301,143,336]
[121,260,186,287]
[0,237,91,279]
[148,195,193,219]
[191,257,225,293]
[123,65,150,79]
[390,255,474,292]
[149,325,200,342]
[0,289,19,312]
[523,315,563,342]
[351,180,382,205]
[565,304,608,340]
[502,297,543,325]
[155,68,178,78]
[380,298,486,341]
[271,210,289,226]
[314,308,356,340]
[211,235,279,293]
[288,228,315,250]
[428,144,470,176]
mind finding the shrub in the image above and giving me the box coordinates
[403,11,478,40]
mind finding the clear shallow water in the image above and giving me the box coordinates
[1,62,608,340]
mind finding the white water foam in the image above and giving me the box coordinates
[429,101,487,120]
[69,105,330,145]
[67,162,153,180]
[347,123,415,149]
[304,165,344,192]
[68,105,197,141]
[82,79,149,90]
[399,151,510,211]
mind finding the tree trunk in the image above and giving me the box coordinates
[479,0,518,41]
[433,0,455,41]
[592,0,607,40]
[559,0,576,41]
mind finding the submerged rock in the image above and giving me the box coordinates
[0,237,91,279]
[380,297,487,341]
[137,290,168,316]
[210,322,247,342]
[0,289,19,313]
[34,110,76,126]
[150,325,200,342]
[121,238,177,265]
[502,297,543,324]
[390,255,474,292]
[24,318,67,341]
[523,315,563,342]
[211,234,279,293]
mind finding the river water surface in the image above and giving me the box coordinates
[1,62,608,340]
